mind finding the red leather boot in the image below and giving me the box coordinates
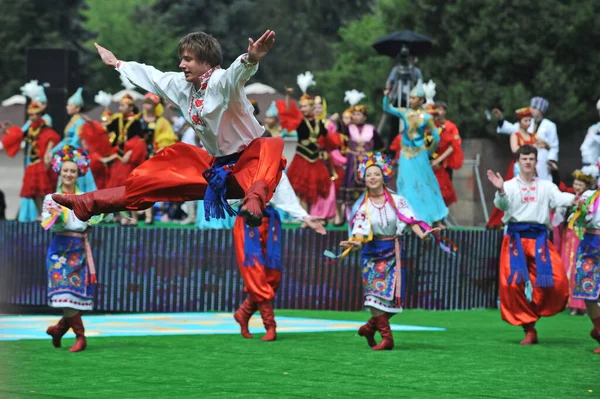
[53,186,128,221]
[372,315,394,351]
[520,322,538,345]
[234,297,257,339]
[358,318,377,347]
[46,317,70,348]
[68,313,87,352]
[239,181,268,227]
[257,301,277,341]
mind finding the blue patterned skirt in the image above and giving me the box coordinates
[361,239,405,312]
[46,235,94,310]
[573,233,600,301]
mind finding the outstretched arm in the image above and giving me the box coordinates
[218,30,276,94]
[382,93,404,119]
[95,43,183,106]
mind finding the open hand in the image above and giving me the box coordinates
[487,169,504,191]
[303,216,326,235]
[247,30,276,64]
[94,43,118,68]
[340,239,362,251]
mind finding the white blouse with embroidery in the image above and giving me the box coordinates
[116,54,263,157]
[41,194,88,233]
[351,193,415,236]
[494,177,574,225]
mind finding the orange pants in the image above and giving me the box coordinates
[123,138,286,209]
[233,215,281,303]
[499,235,569,326]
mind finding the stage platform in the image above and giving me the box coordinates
[0,221,502,313]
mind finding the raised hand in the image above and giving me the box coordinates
[491,108,503,119]
[247,30,276,64]
[94,43,118,68]
[487,169,504,191]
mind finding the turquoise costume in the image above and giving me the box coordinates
[382,85,448,225]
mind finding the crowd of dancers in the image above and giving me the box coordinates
[1,29,599,355]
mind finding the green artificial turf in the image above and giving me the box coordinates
[1,309,598,399]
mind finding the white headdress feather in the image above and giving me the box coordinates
[94,90,113,108]
[344,90,366,106]
[296,71,316,94]
[20,80,44,100]
[423,80,436,105]
[582,164,600,179]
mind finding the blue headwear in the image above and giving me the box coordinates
[265,101,279,118]
[68,87,84,107]
[530,97,549,114]
[409,79,425,98]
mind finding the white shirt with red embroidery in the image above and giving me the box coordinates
[494,176,574,226]
[116,54,263,157]
[351,193,414,236]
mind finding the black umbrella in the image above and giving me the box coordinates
[372,30,433,57]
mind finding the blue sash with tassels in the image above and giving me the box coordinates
[506,222,554,287]
[202,152,241,221]
[243,206,282,270]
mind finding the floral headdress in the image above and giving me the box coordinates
[356,151,393,182]
[52,145,90,175]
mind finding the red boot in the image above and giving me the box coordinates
[68,313,87,352]
[234,297,257,339]
[53,186,128,221]
[358,318,377,347]
[240,181,268,227]
[520,322,538,345]
[257,301,277,341]
[46,317,70,348]
[372,315,394,351]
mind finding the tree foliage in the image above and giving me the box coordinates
[318,0,600,139]
[0,0,93,101]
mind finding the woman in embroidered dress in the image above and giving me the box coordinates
[554,168,597,315]
[43,146,98,353]
[341,152,438,350]
[487,107,537,228]
[382,82,448,227]
[568,182,600,353]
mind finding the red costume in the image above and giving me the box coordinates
[280,95,332,205]
[431,120,463,206]
[80,120,113,190]
[2,104,60,199]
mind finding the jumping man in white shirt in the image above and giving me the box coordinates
[53,30,285,227]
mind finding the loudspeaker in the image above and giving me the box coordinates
[25,49,80,133]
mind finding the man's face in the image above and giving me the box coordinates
[300,102,314,117]
[30,113,42,123]
[118,102,131,114]
[179,50,212,83]
[530,107,542,121]
[517,153,537,175]
[436,106,447,119]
